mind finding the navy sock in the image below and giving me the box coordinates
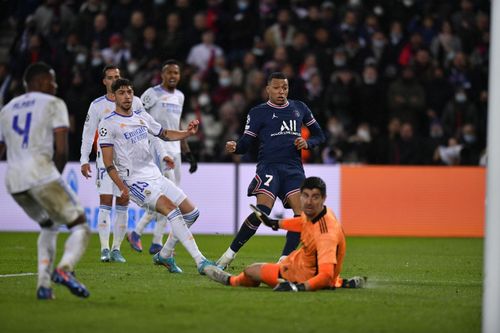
[281,214,301,255]
[230,204,271,253]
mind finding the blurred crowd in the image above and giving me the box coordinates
[0,0,490,165]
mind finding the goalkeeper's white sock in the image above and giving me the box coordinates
[152,214,167,245]
[162,208,200,257]
[37,225,58,288]
[58,224,90,272]
[162,208,203,265]
[135,210,154,235]
[97,205,111,250]
[112,205,128,250]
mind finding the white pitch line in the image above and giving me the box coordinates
[0,272,37,278]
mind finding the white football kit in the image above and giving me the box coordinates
[98,109,186,210]
[80,95,144,195]
[0,92,83,224]
[141,85,184,185]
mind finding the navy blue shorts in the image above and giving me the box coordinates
[247,164,305,208]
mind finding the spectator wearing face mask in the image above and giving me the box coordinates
[441,87,478,138]
[387,65,426,131]
[211,69,234,108]
[345,122,373,163]
[357,64,387,133]
[458,123,484,165]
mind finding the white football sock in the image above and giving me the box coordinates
[58,224,90,272]
[162,208,203,265]
[152,214,167,245]
[162,208,199,257]
[37,225,58,288]
[135,210,154,235]
[224,247,236,259]
[98,205,111,250]
[112,205,128,250]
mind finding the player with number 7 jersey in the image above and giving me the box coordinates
[216,72,326,269]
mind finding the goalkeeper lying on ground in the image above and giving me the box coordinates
[201,176,366,291]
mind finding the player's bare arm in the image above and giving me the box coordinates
[0,143,5,159]
[101,145,129,201]
[53,128,69,173]
[159,119,199,141]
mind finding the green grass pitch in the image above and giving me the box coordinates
[0,232,482,333]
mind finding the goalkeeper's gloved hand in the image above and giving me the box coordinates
[250,204,279,230]
[273,280,306,292]
[185,152,198,173]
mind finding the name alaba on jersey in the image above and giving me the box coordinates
[235,100,325,167]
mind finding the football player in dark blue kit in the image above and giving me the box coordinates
[216,72,325,269]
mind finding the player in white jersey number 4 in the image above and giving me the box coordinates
[0,62,90,300]
[99,78,214,274]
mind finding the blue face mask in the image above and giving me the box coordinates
[238,1,249,10]
[463,134,476,143]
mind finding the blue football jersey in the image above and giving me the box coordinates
[235,99,325,167]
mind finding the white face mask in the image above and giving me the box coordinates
[328,124,343,136]
[76,53,87,65]
[219,77,231,87]
[463,134,476,143]
[363,76,376,85]
[455,93,467,103]
[372,39,385,49]
[334,57,346,67]
[190,79,201,91]
[91,56,102,67]
[127,62,138,75]
[198,93,210,107]
[357,128,371,141]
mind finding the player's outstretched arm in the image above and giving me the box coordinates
[273,279,307,292]
[159,120,199,141]
[250,204,280,230]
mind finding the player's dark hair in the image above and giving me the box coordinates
[111,78,132,93]
[102,64,119,78]
[23,62,52,85]
[301,177,326,197]
[267,72,287,84]
[162,59,181,71]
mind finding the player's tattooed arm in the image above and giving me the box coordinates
[158,120,199,141]
[101,145,129,201]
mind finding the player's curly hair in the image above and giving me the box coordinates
[267,72,287,84]
[23,62,53,86]
[111,78,132,93]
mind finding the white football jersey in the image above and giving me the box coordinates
[141,85,184,154]
[0,92,69,193]
[80,94,143,167]
[98,109,164,182]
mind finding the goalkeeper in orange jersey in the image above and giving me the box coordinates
[202,176,366,291]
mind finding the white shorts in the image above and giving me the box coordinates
[12,178,84,226]
[124,177,186,212]
[95,157,121,196]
